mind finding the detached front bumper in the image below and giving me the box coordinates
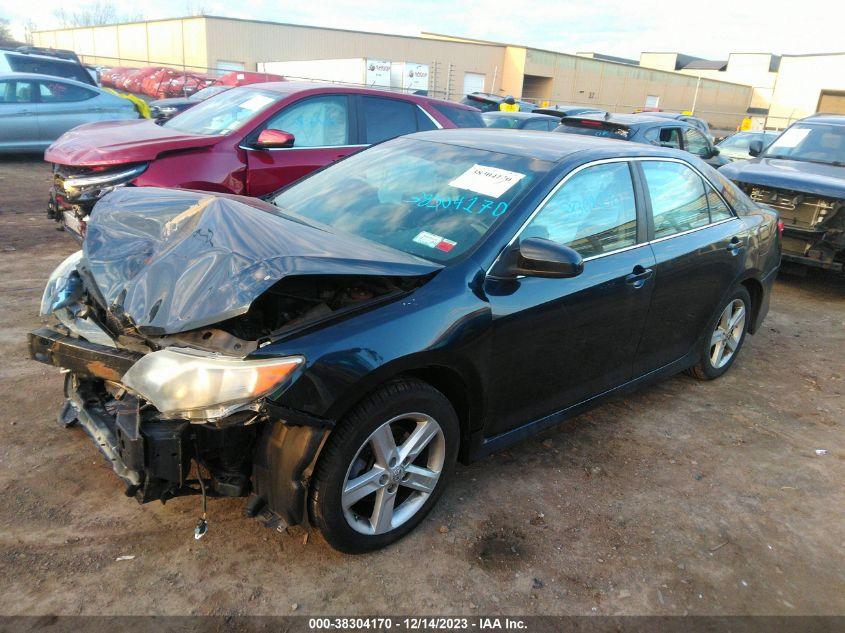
[28,326,329,526]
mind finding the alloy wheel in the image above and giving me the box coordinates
[710,298,746,369]
[341,412,446,535]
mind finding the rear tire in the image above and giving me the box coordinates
[309,377,459,554]
[686,286,751,381]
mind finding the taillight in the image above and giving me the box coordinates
[777,220,784,236]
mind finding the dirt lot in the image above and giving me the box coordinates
[0,156,843,617]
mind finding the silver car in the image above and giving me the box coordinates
[0,72,139,153]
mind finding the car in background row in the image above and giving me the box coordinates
[481,111,560,131]
[30,130,780,553]
[556,113,729,168]
[45,82,485,237]
[716,130,779,162]
[149,85,232,121]
[719,114,845,272]
[635,111,712,139]
[0,48,96,86]
[532,104,606,119]
[461,92,537,112]
[0,73,139,154]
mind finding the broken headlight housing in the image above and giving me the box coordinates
[40,250,84,315]
[122,348,303,420]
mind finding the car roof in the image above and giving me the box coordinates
[0,71,100,90]
[0,48,81,64]
[246,81,479,109]
[407,128,691,162]
[800,113,845,126]
[481,111,558,120]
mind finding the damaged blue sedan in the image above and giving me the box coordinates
[30,130,780,553]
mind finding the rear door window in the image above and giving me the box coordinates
[360,96,418,144]
[683,128,712,157]
[645,126,682,149]
[264,95,350,147]
[39,80,96,103]
[642,161,711,238]
[524,162,638,258]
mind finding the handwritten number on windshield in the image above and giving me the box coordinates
[408,194,509,217]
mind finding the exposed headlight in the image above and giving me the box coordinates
[62,164,147,197]
[40,250,83,315]
[155,106,178,115]
[122,348,304,420]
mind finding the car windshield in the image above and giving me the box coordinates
[763,123,845,166]
[719,132,776,152]
[188,85,229,101]
[482,113,521,128]
[164,87,282,135]
[271,137,552,263]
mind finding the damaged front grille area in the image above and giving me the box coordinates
[745,184,844,269]
[48,163,147,235]
[749,186,840,230]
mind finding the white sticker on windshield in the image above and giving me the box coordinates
[413,231,443,248]
[773,127,810,149]
[238,95,274,112]
[449,164,526,198]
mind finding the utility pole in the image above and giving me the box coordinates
[691,76,701,115]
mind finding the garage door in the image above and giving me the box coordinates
[463,72,485,96]
[818,91,845,115]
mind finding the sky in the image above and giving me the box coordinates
[3,0,844,60]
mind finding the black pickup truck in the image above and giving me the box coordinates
[719,114,845,272]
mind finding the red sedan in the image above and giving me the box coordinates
[45,82,484,237]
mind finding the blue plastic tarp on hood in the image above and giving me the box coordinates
[82,187,441,334]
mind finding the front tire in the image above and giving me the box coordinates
[686,286,751,381]
[309,378,459,553]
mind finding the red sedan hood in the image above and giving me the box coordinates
[45,119,220,167]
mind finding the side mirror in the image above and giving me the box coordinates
[255,129,294,149]
[490,237,584,279]
[748,140,763,157]
[710,146,720,157]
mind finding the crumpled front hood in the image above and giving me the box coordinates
[45,119,219,167]
[82,188,441,335]
[719,157,845,199]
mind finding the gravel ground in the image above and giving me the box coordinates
[0,156,843,616]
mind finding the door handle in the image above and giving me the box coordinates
[625,265,654,289]
[726,236,744,255]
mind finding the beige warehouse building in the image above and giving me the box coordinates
[33,15,754,129]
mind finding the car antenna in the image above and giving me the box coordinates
[194,461,209,539]
[604,112,611,120]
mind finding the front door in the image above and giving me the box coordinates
[0,79,40,151]
[485,161,656,437]
[244,94,362,196]
[633,159,748,374]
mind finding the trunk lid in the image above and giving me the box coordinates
[81,188,441,335]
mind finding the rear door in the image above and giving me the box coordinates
[682,127,723,167]
[0,79,40,150]
[243,94,360,196]
[35,79,100,143]
[485,160,656,436]
[644,125,682,149]
[632,158,748,375]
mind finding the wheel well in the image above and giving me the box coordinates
[740,277,763,334]
[403,366,476,462]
